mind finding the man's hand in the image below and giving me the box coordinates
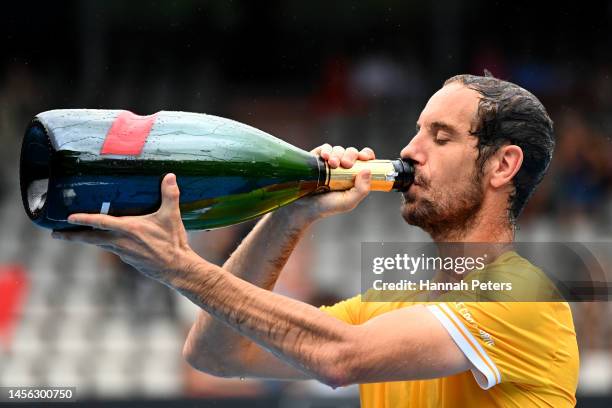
[52,173,201,286]
[294,144,376,220]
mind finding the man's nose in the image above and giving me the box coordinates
[400,137,425,165]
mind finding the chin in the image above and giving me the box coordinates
[400,202,420,224]
[402,190,417,204]
[400,195,437,227]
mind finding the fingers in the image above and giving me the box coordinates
[358,147,376,160]
[312,144,376,168]
[52,229,116,246]
[311,143,332,156]
[328,146,345,168]
[340,147,359,168]
[67,213,130,233]
[156,173,182,218]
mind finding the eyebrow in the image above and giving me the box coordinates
[431,121,459,136]
[416,121,459,136]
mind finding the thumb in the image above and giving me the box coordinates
[158,173,181,217]
[342,169,371,206]
[354,169,372,197]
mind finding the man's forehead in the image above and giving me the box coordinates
[418,83,480,131]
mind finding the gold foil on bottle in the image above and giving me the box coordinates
[327,160,397,191]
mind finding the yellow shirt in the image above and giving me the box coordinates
[320,251,579,407]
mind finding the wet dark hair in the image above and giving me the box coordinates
[444,72,555,223]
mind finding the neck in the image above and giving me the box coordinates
[431,210,514,270]
[431,207,514,244]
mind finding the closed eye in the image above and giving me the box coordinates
[434,131,451,145]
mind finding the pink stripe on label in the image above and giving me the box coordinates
[100,111,158,155]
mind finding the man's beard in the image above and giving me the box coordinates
[401,169,484,241]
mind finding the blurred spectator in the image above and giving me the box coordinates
[549,112,612,229]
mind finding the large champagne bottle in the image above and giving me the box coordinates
[20,110,413,231]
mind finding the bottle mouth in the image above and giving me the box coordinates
[392,158,415,191]
[20,121,52,221]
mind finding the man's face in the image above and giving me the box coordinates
[400,83,484,237]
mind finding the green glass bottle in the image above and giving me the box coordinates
[20,110,413,231]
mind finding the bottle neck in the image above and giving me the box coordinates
[391,158,414,191]
[318,158,414,192]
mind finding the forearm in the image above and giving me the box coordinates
[177,261,354,387]
[184,204,316,373]
[221,204,316,286]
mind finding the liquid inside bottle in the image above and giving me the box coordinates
[20,110,413,231]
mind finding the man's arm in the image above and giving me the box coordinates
[175,260,471,387]
[183,144,378,379]
[182,206,317,379]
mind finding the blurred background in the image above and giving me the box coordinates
[1,1,612,407]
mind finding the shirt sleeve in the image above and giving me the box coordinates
[319,294,363,324]
[426,302,566,390]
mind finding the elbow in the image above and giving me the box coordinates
[316,344,358,389]
[182,342,237,378]
[318,371,350,389]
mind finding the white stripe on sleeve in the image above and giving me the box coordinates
[426,304,501,389]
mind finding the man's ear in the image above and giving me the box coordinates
[489,145,523,189]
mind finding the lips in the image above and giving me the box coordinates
[400,168,426,195]
[409,181,423,190]
[399,179,421,193]
[402,183,417,200]
[402,179,425,202]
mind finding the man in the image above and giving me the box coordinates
[54,74,579,407]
